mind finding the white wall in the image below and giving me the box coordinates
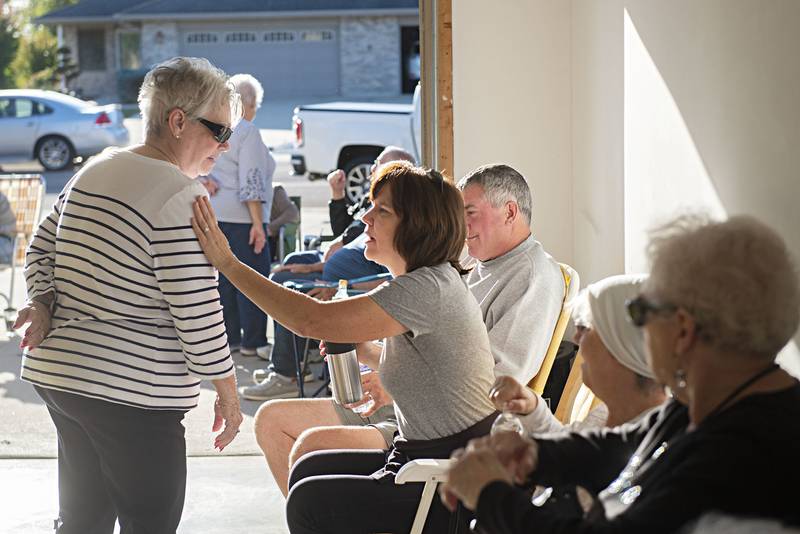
[451,0,573,266]
[451,0,800,373]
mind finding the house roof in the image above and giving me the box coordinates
[38,0,419,24]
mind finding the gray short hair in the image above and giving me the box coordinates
[645,214,800,357]
[456,164,532,225]
[138,57,238,138]
[230,73,264,109]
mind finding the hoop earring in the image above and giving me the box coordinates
[674,369,687,390]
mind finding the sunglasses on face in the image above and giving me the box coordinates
[625,295,677,327]
[196,117,233,144]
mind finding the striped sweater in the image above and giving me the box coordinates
[21,148,234,410]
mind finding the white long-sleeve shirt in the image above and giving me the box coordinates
[21,148,234,411]
[207,118,275,224]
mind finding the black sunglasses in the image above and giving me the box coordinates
[196,117,233,144]
[625,295,677,327]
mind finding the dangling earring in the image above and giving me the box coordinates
[674,369,687,390]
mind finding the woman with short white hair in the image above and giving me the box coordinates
[442,214,800,533]
[204,73,276,357]
[15,56,243,533]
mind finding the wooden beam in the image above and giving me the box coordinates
[436,0,454,179]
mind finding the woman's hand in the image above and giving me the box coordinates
[308,285,336,301]
[440,432,538,511]
[358,371,393,416]
[212,395,243,452]
[440,447,514,511]
[249,223,267,254]
[489,375,538,415]
[192,196,238,273]
[14,300,52,349]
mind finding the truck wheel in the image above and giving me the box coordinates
[36,135,75,171]
[343,156,375,205]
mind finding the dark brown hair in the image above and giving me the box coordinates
[370,161,468,274]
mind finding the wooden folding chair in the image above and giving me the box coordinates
[0,174,46,324]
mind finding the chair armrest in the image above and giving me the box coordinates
[395,459,453,485]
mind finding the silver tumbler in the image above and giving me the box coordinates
[325,342,363,406]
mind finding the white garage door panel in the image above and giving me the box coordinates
[180,24,339,97]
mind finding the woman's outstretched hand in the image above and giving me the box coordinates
[192,196,237,273]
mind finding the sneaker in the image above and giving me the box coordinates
[255,343,273,361]
[252,367,313,385]
[239,372,298,401]
[239,347,257,357]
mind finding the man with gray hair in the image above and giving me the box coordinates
[254,163,565,495]
[459,163,564,382]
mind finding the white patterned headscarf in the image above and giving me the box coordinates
[575,273,655,379]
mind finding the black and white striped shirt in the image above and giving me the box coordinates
[21,148,234,410]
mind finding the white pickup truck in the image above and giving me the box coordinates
[290,85,422,204]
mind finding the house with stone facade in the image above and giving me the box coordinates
[37,0,420,103]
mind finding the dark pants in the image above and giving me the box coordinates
[36,386,187,534]
[218,221,271,349]
[286,450,461,534]
[268,251,324,377]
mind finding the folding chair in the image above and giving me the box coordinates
[0,174,46,325]
[554,352,604,424]
[395,262,580,534]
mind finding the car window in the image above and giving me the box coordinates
[15,98,34,118]
[33,101,53,115]
[0,98,13,118]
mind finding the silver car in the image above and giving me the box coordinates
[0,89,130,171]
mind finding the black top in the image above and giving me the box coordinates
[476,383,800,533]
[328,197,368,244]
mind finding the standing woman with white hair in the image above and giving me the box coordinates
[205,73,276,357]
[13,57,243,533]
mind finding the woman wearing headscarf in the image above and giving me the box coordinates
[490,274,666,433]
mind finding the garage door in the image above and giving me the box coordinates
[179,23,339,97]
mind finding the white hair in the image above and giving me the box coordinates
[138,57,239,139]
[456,164,533,225]
[645,213,800,357]
[230,73,264,109]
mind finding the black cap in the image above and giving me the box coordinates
[325,342,356,354]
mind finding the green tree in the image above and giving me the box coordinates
[0,14,20,88]
[10,0,78,89]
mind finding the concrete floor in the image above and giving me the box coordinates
[1,456,289,533]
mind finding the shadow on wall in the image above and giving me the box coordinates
[622,0,800,374]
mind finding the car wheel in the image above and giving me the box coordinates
[36,136,75,171]
[343,156,375,205]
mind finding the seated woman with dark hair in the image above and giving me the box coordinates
[192,162,498,533]
[441,214,800,533]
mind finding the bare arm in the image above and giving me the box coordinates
[192,196,406,343]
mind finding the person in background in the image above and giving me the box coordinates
[442,214,800,533]
[0,191,16,264]
[206,73,275,357]
[14,56,242,534]
[266,183,300,264]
